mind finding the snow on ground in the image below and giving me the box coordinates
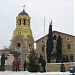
[0,71,73,75]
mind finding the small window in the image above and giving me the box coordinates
[67,38,69,40]
[42,46,44,51]
[67,37,70,41]
[41,40,44,43]
[67,44,70,49]
[70,54,73,62]
[16,42,21,48]
[41,40,45,46]
[19,19,21,25]
[53,35,57,40]
[24,19,26,25]
[18,43,21,47]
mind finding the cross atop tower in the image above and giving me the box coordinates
[22,4,25,10]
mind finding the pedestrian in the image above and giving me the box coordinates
[15,61,20,71]
[41,60,46,72]
[60,63,65,72]
[23,60,27,71]
[12,61,16,71]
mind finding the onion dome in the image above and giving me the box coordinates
[18,9,29,16]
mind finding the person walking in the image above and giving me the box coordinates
[12,61,16,71]
[23,60,27,71]
[15,61,20,71]
[41,60,46,72]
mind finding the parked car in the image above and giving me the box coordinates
[69,66,75,73]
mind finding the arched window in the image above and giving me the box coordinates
[53,35,57,40]
[24,19,26,25]
[67,44,71,49]
[42,46,44,51]
[18,19,21,25]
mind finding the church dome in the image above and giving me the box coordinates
[18,9,29,16]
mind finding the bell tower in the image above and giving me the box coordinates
[10,9,34,65]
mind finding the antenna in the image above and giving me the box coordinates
[44,17,45,36]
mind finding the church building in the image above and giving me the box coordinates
[10,9,34,65]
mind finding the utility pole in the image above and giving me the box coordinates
[44,17,47,71]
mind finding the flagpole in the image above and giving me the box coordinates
[44,17,47,71]
[44,17,45,38]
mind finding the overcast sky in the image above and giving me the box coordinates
[0,0,74,49]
